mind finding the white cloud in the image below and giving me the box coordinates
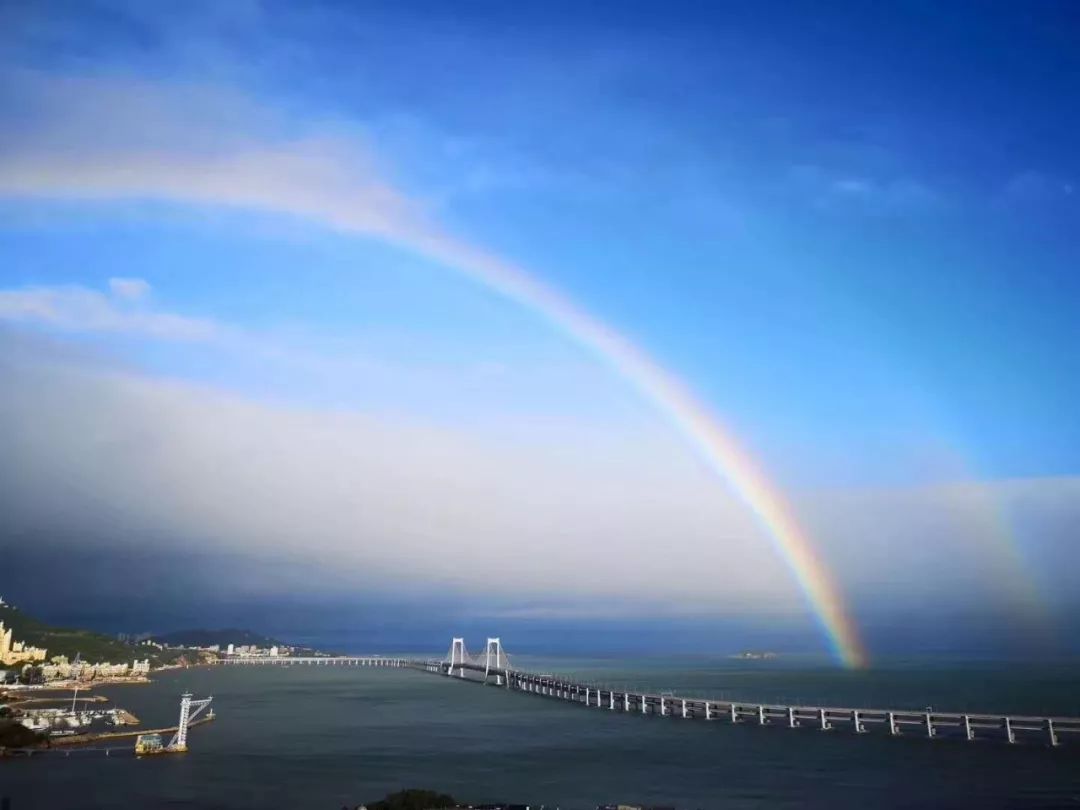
[0,339,794,615]
[0,75,427,244]
[1002,170,1076,203]
[0,280,217,341]
[2,333,1076,623]
[108,277,152,301]
[789,164,943,214]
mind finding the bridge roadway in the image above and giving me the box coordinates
[420,660,1080,748]
[217,652,1078,748]
[219,656,409,667]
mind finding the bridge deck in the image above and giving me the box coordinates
[216,653,1078,748]
[219,656,409,666]
[424,660,1080,747]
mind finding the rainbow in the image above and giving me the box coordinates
[409,234,868,668]
[1,142,868,667]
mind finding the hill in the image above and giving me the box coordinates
[151,628,284,649]
[0,605,181,666]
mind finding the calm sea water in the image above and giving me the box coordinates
[3,657,1079,809]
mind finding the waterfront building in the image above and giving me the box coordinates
[132,658,151,675]
[0,620,48,665]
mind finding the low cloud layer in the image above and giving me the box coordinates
[2,329,1078,654]
[0,331,788,613]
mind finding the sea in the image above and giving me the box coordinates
[2,656,1079,809]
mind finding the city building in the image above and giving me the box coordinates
[0,620,48,666]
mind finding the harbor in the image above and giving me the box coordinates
[1,692,214,755]
[1,688,141,741]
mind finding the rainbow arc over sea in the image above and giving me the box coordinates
[413,234,869,669]
[9,149,868,668]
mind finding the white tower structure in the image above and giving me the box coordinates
[483,637,507,684]
[168,692,213,752]
[448,637,467,678]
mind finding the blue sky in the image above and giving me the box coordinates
[1,1,1078,657]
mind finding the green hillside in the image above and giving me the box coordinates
[0,605,177,666]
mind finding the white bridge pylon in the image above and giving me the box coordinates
[483,637,509,684]
[443,637,513,684]
[447,637,469,678]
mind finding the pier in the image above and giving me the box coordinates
[50,712,215,748]
[419,637,1080,749]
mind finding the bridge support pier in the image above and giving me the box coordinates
[705,702,712,720]
[926,713,935,738]
[1005,716,1015,744]
[963,715,973,741]
[1048,719,1060,747]
[889,712,899,736]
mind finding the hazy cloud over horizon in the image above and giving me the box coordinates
[2,327,1077,655]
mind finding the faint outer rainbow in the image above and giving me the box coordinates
[410,234,869,669]
[0,145,868,668]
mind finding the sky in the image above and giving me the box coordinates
[0,1,1078,660]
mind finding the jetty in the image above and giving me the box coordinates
[51,713,214,747]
